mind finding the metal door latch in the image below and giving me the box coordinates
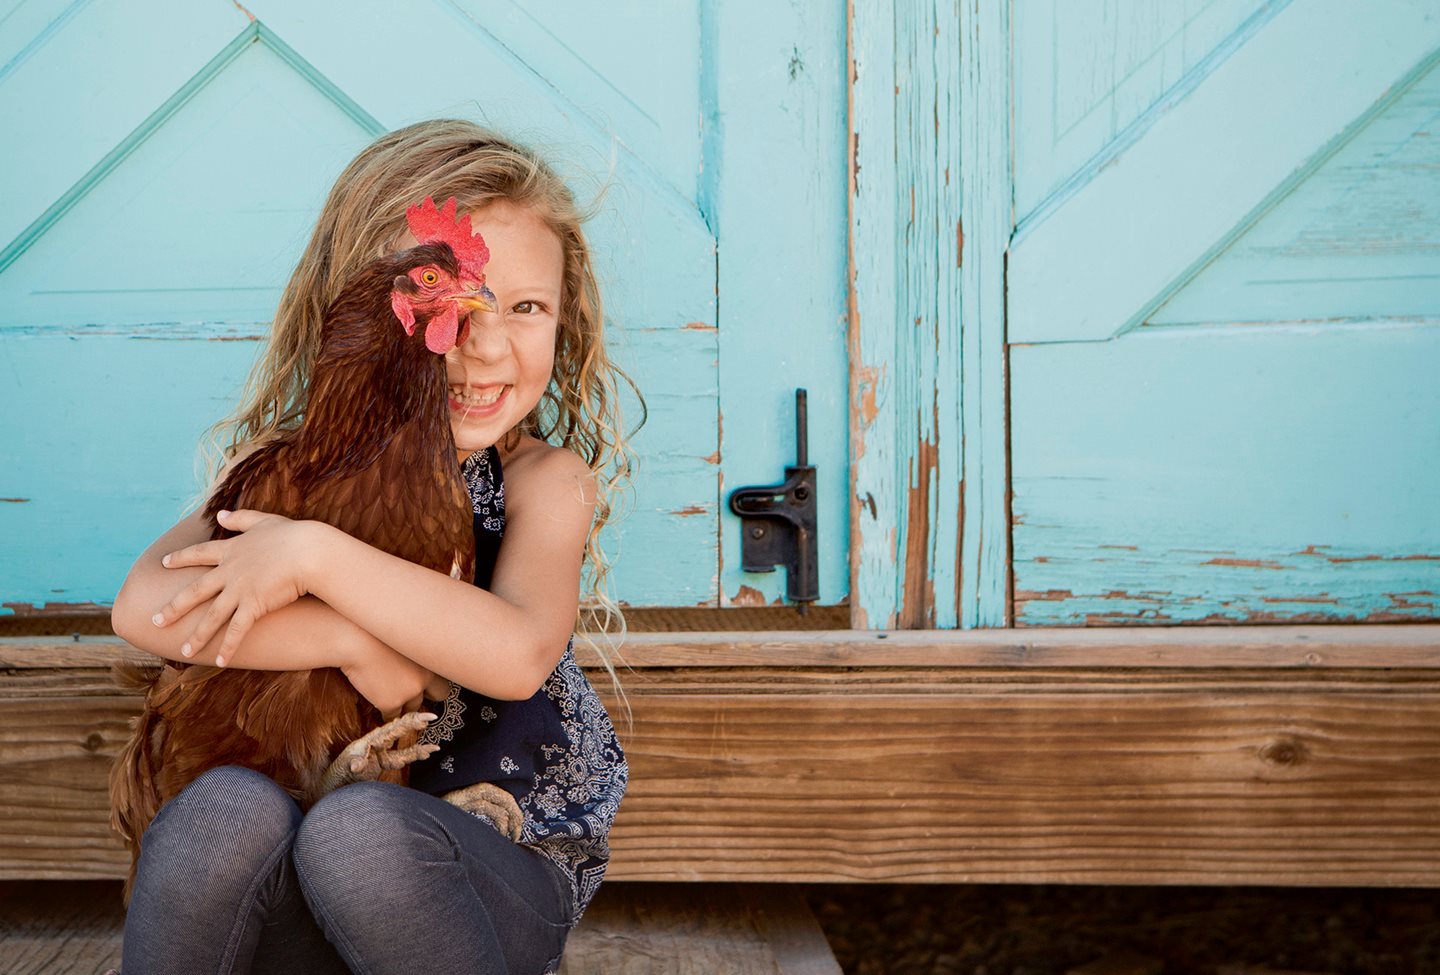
[727,388,818,607]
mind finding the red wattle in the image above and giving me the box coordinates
[425,303,459,353]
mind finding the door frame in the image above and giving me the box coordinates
[848,0,1011,629]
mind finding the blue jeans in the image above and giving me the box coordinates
[120,766,573,974]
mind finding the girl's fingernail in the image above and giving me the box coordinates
[215,655,226,667]
[180,642,192,656]
[152,613,164,626]
[161,554,171,567]
[218,510,230,519]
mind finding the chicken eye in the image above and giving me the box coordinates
[420,270,439,286]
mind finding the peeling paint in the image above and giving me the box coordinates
[855,364,881,426]
[900,433,939,628]
[0,498,32,503]
[1389,592,1439,610]
[681,321,717,331]
[670,505,707,517]
[729,584,768,607]
[1203,557,1287,570]
[1013,588,1077,603]
[859,492,877,520]
[1260,595,1341,604]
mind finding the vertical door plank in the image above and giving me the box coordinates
[711,1,850,609]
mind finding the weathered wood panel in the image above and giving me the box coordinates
[1011,324,1440,624]
[956,0,1014,630]
[1011,0,1268,220]
[3,629,1439,886]
[848,0,902,628]
[712,2,850,610]
[850,0,1010,629]
[1008,0,1440,342]
[1006,2,1440,626]
[1152,53,1440,325]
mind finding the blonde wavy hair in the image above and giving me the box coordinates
[187,119,642,727]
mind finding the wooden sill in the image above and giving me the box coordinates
[2,624,1439,887]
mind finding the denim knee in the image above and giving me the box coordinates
[139,765,301,892]
[293,781,448,886]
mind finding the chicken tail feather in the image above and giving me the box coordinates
[108,660,168,907]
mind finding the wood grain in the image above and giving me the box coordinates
[2,629,1438,886]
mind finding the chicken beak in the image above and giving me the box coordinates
[452,284,498,314]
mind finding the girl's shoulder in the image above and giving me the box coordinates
[497,435,595,510]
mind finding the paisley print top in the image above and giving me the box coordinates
[407,446,628,932]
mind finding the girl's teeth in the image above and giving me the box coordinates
[450,386,504,406]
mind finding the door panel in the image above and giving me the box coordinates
[1012,0,1268,219]
[1008,0,1440,624]
[0,1,850,615]
[1151,58,1440,324]
[1012,324,1440,624]
[1008,0,1438,344]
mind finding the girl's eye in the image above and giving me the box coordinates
[421,270,439,286]
[513,301,536,314]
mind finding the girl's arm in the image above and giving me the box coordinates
[111,449,439,714]
[304,442,596,702]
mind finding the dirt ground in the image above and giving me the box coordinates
[802,882,1439,975]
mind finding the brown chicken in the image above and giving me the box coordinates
[110,198,524,902]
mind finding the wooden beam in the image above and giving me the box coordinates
[12,624,1440,669]
[3,627,1439,886]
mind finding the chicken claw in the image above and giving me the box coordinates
[316,711,440,799]
[442,782,525,842]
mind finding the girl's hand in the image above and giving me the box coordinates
[150,509,321,668]
[341,637,437,720]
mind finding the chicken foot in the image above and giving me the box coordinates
[317,710,526,843]
[440,782,525,842]
[315,710,440,800]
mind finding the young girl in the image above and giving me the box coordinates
[108,119,638,975]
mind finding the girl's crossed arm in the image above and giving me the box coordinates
[112,443,439,715]
[151,441,597,703]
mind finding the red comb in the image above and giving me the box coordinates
[406,196,490,274]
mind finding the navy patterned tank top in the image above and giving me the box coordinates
[407,445,628,929]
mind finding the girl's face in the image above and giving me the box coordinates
[431,200,564,458]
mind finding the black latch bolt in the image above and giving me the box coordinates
[727,388,818,608]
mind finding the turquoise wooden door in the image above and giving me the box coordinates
[0,2,849,615]
[1007,1,1440,624]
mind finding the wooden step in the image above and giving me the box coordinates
[5,627,1440,886]
[0,881,841,974]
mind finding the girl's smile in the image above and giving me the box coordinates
[447,383,510,417]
